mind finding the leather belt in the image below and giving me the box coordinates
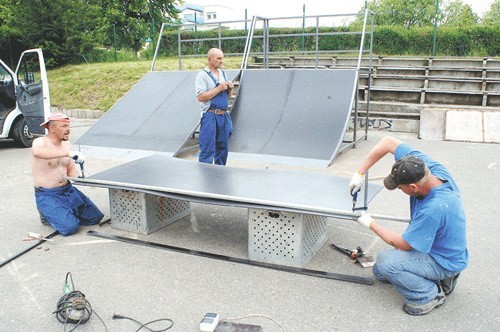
[207,109,227,115]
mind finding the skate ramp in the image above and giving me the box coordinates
[76,70,237,159]
[229,69,358,167]
[76,68,357,167]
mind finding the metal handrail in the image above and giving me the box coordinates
[241,16,258,72]
[152,13,375,70]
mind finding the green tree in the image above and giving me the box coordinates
[482,0,500,25]
[0,0,10,32]
[441,0,479,26]
[3,0,96,66]
[363,0,440,28]
[89,0,180,54]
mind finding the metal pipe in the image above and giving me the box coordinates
[177,26,182,70]
[432,0,440,56]
[150,23,166,71]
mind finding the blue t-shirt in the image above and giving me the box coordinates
[395,144,469,272]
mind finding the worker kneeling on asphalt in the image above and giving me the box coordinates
[31,113,104,236]
[349,136,468,316]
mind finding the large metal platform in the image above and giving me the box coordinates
[74,155,379,216]
[73,155,381,267]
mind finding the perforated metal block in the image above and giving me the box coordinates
[109,189,190,235]
[248,208,327,268]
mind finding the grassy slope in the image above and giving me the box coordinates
[47,57,242,112]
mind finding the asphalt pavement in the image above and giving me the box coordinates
[0,118,499,331]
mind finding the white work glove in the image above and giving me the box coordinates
[357,211,374,228]
[349,171,365,195]
[68,151,85,164]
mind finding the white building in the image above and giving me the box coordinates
[176,2,243,30]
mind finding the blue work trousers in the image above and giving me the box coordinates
[373,249,458,304]
[198,111,232,165]
[35,183,104,236]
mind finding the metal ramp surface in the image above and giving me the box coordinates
[73,155,381,217]
[77,68,357,166]
[76,70,237,159]
[229,69,358,167]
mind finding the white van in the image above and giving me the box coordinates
[0,49,51,147]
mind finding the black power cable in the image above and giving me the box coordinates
[53,272,174,331]
[53,272,107,332]
[112,314,174,332]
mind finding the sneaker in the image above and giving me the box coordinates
[440,273,460,295]
[403,286,445,316]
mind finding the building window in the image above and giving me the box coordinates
[207,12,216,20]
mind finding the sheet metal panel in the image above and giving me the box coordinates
[229,69,358,167]
[76,70,238,155]
[73,155,382,217]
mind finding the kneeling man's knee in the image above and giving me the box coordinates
[374,250,402,277]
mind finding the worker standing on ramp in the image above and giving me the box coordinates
[349,136,468,316]
[31,113,104,236]
[195,48,234,165]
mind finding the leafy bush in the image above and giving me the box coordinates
[157,25,500,58]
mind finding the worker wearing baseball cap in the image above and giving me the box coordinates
[32,113,104,235]
[348,136,468,316]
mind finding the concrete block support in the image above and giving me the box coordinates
[445,111,483,142]
[421,108,500,143]
[419,108,446,140]
[484,112,500,143]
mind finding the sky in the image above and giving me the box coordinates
[189,0,495,19]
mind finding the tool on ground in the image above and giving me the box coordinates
[54,272,108,331]
[23,232,54,242]
[200,313,220,332]
[1,230,59,268]
[332,242,375,268]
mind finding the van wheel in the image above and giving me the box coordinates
[12,117,35,147]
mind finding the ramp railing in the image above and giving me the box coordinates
[347,9,375,154]
[227,15,260,114]
[151,11,374,171]
[151,12,374,73]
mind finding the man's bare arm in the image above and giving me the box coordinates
[357,136,403,174]
[197,85,224,103]
[370,222,413,251]
[31,138,70,160]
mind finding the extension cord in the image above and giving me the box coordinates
[200,312,219,332]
